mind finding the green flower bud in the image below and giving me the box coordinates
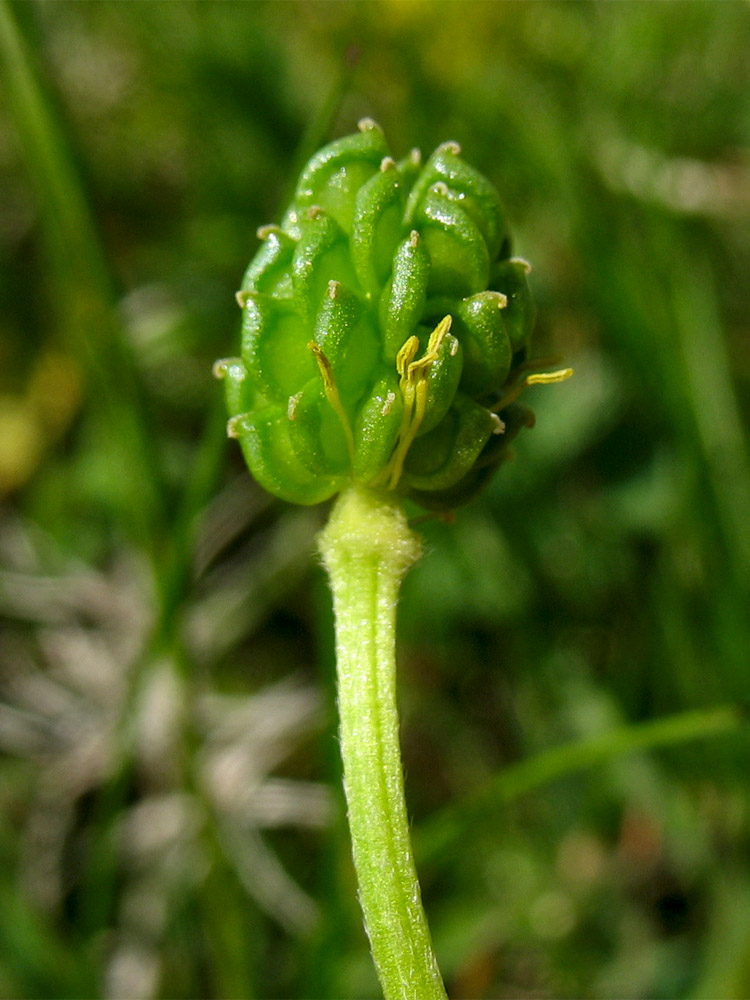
[216,120,570,509]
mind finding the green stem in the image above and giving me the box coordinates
[318,486,447,1000]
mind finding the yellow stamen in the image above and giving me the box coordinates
[308,342,356,468]
[382,315,454,489]
[407,316,452,379]
[494,366,574,412]
[396,336,420,382]
[526,368,574,386]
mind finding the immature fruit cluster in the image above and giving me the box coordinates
[216,119,549,509]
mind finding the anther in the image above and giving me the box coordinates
[380,156,397,172]
[407,316,452,378]
[526,368,574,386]
[396,336,420,381]
[493,367,573,413]
[357,117,379,133]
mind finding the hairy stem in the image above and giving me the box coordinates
[318,486,446,1000]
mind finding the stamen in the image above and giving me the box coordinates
[308,342,356,468]
[385,315,454,489]
[379,379,416,489]
[494,366,573,412]
[396,336,420,382]
[527,368,574,385]
[407,316,452,379]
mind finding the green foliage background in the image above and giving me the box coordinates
[1,2,749,997]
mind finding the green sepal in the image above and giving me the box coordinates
[352,368,404,483]
[379,231,431,361]
[293,120,390,233]
[416,326,463,437]
[241,294,314,401]
[232,405,345,505]
[401,393,497,491]
[405,141,506,259]
[454,291,512,398]
[351,164,406,298]
[405,462,498,511]
[240,227,295,297]
[463,400,535,473]
[292,209,358,324]
[403,404,533,510]
[491,257,536,351]
[414,184,490,297]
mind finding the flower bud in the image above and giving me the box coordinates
[216,121,564,509]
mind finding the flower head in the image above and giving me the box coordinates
[216,120,569,509]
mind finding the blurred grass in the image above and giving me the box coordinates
[1,1,750,998]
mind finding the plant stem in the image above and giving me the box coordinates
[318,486,447,1000]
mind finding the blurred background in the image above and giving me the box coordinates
[1,1,750,997]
